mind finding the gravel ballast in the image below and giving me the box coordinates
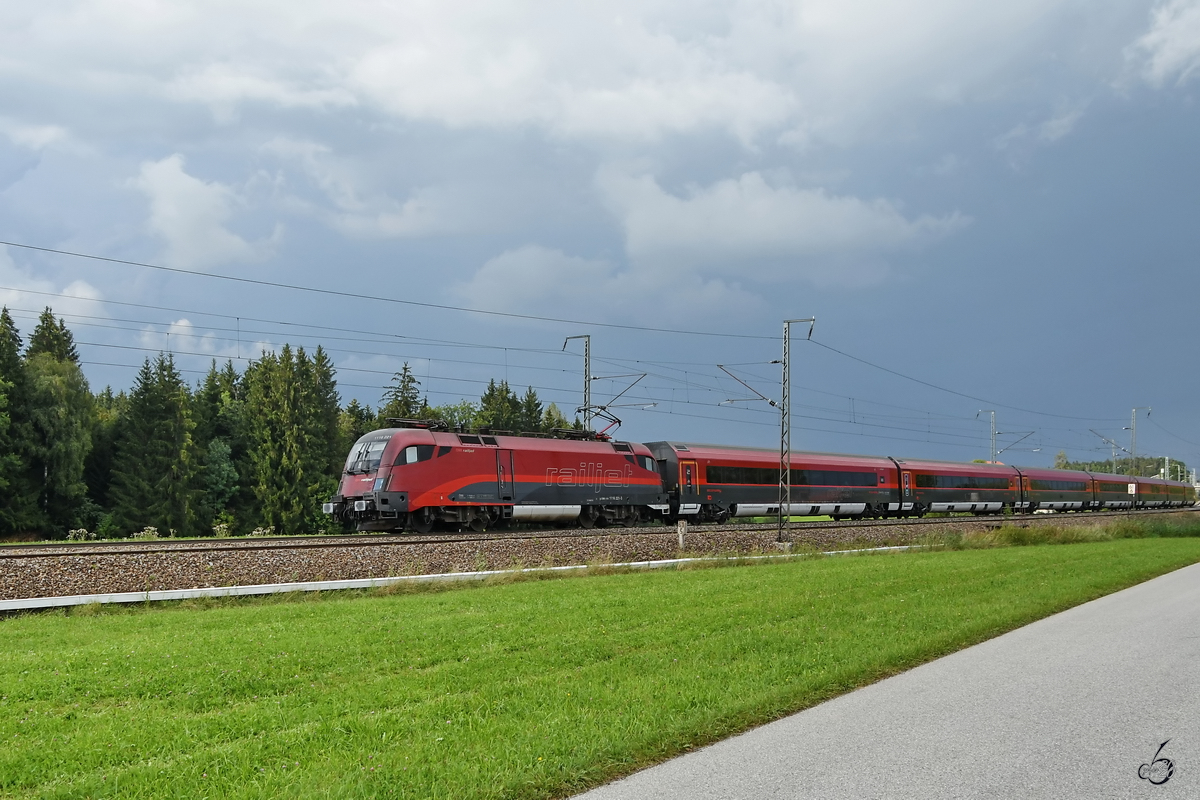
[2,511,1197,602]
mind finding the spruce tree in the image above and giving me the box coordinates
[27,308,80,363]
[379,363,423,422]
[108,355,198,537]
[478,380,521,431]
[0,309,37,534]
[83,387,127,522]
[309,347,342,478]
[25,309,91,535]
[192,360,252,534]
[518,386,543,433]
[245,346,310,535]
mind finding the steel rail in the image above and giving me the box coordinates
[1,507,1194,561]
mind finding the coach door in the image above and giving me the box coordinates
[902,471,913,500]
[496,450,514,502]
[680,460,698,498]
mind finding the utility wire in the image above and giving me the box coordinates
[806,339,1126,422]
[1,240,775,340]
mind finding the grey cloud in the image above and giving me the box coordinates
[132,154,280,269]
[454,244,763,322]
[598,168,968,286]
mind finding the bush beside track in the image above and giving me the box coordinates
[2,509,1197,603]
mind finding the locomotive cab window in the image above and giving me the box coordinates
[639,455,656,472]
[346,439,388,474]
[396,445,435,466]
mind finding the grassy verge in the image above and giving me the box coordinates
[3,537,1200,799]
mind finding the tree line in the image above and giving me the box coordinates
[0,308,577,540]
[1053,451,1191,480]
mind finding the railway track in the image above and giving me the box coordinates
[2,507,1194,560]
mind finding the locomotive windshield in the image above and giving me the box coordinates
[345,437,389,474]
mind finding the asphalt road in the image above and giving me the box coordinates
[576,561,1200,799]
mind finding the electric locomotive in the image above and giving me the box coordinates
[324,420,668,532]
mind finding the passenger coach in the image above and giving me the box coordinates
[643,442,897,521]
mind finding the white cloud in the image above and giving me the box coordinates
[264,138,450,238]
[0,246,105,323]
[1036,105,1088,142]
[0,0,1104,146]
[136,318,240,359]
[994,102,1089,155]
[132,154,279,268]
[598,168,967,286]
[0,117,68,150]
[1130,0,1200,86]
[170,63,357,119]
[454,244,763,321]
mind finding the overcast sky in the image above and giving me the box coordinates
[1,0,1198,469]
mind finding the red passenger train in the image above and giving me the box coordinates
[324,421,1196,532]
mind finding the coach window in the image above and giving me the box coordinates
[397,445,435,466]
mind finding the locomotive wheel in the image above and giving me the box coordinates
[578,507,599,529]
[410,508,436,534]
[621,507,640,528]
[468,516,487,533]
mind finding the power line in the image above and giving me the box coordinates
[806,339,1126,422]
[0,284,575,356]
[0,257,1138,444]
[1,240,775,340]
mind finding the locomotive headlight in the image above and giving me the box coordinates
[373,478,385,492]
[354,500,368,512]
[321,503,335,514]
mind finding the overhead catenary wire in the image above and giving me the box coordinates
[805,339,1127,423]
[0,277,1147,431]
[2,247,1181,457]
[0,240,776,340]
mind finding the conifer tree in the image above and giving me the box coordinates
[478,379,521,431]
[518,386,543,433]
[0,309,37,534]
[27,307,80,363]
[108,355,197,537]
[199,438,238,533]
[309,347,342,478]
[244,345,313,535]
[25,309,91,535]
[191,360,252,534]
[83,387,126,521]
[379,363,424,422]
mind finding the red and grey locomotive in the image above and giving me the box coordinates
[325,421,666,532]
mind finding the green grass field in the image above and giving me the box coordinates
[3,535,1200,799]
